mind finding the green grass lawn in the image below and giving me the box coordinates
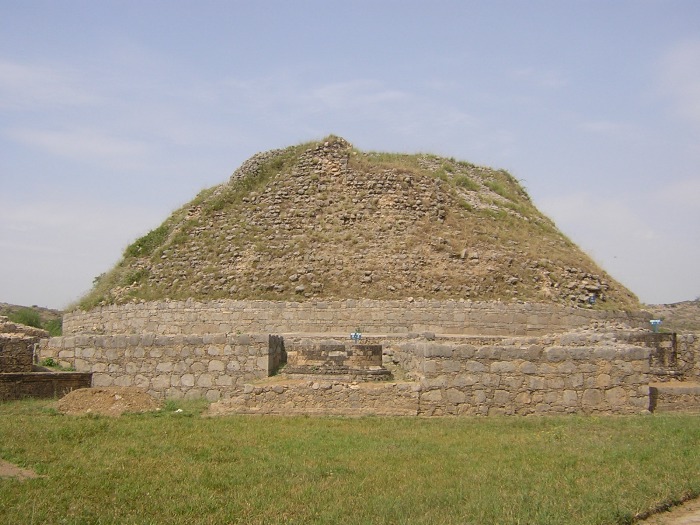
[1,399,699,525]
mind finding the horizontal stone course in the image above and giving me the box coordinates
[63,300,650,337]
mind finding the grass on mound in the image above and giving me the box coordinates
[1,399,699,525]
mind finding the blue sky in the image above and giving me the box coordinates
[1,0,699,309]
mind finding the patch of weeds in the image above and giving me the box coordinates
[43,318,62,336]
[125,224,170,258]
[455,175,479,191]
[7,308,42,329]
[39,357,75,371]
[39,357,58,367]
[122,268,149,286]
[458,199,473,212]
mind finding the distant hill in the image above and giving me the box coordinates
[645,301,700,333]
[0,302,62,336]
[77,136,640,311]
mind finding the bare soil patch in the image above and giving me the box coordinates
[637,496,700,525]
[0,459,43,480]
[57,387,161,416]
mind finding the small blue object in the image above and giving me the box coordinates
[588,295,596,305]
[350,330,362,343]
[650,319,661,333]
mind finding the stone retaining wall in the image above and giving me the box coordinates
[63,300,651,337]
[40,333,278,401]
[392,339,651,415]
[211,335,652,416]
[0,372,92,401]
[42,329,656,415]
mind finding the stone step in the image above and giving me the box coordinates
[649,382,700,413]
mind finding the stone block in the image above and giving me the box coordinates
[490,361,516,373]
[464,360,488,372]
[156,362,173,373]
[528,377,545,390]
[452,374,477,387]
[562,390,578,407]
[543,347,568,362]
[421,389,443,402]
[206,389,221,402]
[582,388,603,406]
[215,375,233,387]
[114,375,133,387]
[493,389,511,405]
[152,375,171,389]
[197,374,213,388]
[208,360,225,372]
[92,373,114,387]
[514,391,532,405]
[605,386,628,406]
[134,374,150,388]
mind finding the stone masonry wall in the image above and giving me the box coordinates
[676,334,699,382]
[1,316,49,373]
[40,333,276,401]
[63,299,651,337]
[0,372,92,401]
[390,335,651,415]
[211,332,652,416]
[211,381,421,416]
[0,335,35,373]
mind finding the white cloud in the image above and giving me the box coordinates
[0,59,100,111]
[5,127,151,168]
[0,198,164,309]
[538,191,700,304]
[659,39,700,125]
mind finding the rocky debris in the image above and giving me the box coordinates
[0,315,49,339]
[57,387,161,416]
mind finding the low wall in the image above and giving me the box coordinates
[209,333,652,416]
[41,330,656,415]
[392,339,651,415]
[40,333,279,401]
[0,372,92,401]
[0,335,35,373]
[211,381,420,416]
[63,299,651,337]
[649,383,700,413]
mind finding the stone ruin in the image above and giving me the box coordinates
[37,137,694,415]
[0,316,91,401]
[37,299,700,416]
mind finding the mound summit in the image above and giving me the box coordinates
[80,136,639,311]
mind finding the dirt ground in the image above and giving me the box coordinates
[0,459,44,480]
[56,387,162,416]
[636,498,700,525]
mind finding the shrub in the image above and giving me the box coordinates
[8,308,42,329]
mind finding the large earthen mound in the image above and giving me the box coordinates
[78,136,639,311]
[57,387,161,416]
